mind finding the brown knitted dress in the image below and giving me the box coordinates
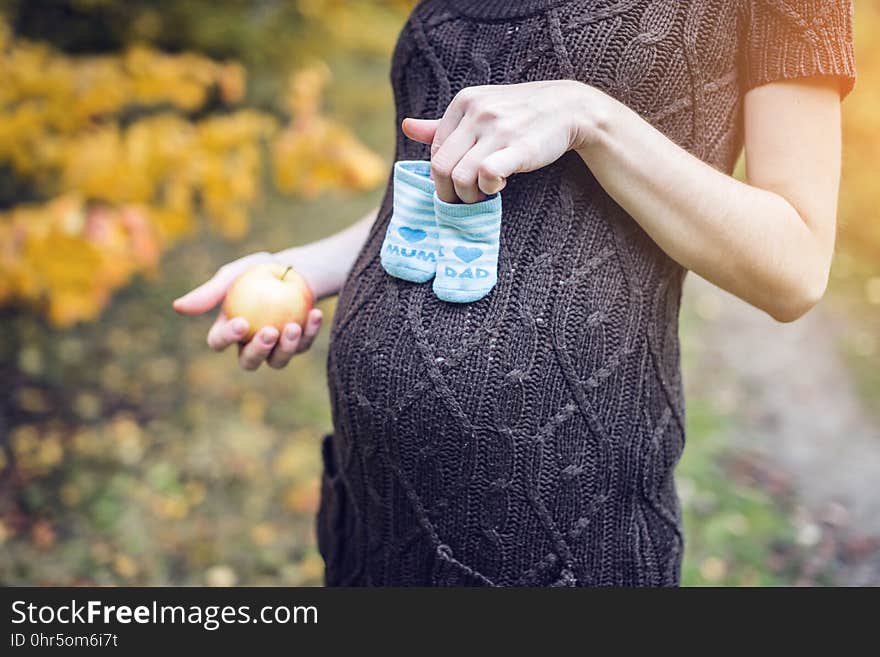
[319,0,855,586]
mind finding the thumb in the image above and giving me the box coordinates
[172,270,236,316]
[401,118,439,145]
[173,252,272,316]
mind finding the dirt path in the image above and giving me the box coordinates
[683,275,880,585]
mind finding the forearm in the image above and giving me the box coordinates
[274,208,377,299]
[574,87,832,322]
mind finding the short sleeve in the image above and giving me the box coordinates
[743,0,856,98]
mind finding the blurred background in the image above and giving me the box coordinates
[0,0,877,587]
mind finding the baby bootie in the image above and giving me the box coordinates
[380,160,439,283]
[432,192,502,303]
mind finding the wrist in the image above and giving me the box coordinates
[273,245,343,300]
[566,81,616,152]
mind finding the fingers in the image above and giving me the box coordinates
[173,276,230,316]
[266,323,301,369]
[432,91,469,154]
[477,165,507,196]
[478,146,528,194]
[401,118,439,145]
[431,122,477,203]
[267,308,323,369]
[238,326,280,371]
[429,89,479,203]
[297,308,323,353]
[173,267,240,316]
[173,251,272,315]
[266,309,322,369]
[450,140,498,203]
[405,88,528,203]
[207,313,249,352]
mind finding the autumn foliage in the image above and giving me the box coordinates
[0,0,413,589]
[0,18,384,326]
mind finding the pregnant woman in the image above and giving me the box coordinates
[174,0,855,586]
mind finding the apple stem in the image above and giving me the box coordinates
[281,265,292,281]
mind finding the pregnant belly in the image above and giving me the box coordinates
[322,162,686,585]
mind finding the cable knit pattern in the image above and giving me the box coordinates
[318,0,855,586]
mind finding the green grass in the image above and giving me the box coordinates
[676,296,836,586]
[678,401,808,586]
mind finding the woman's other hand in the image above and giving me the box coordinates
[172,250,323,371]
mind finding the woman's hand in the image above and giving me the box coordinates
[172,209,376,370]
[402,80,604,203]
[172,250,323,371]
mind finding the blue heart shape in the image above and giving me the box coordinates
[454,246,483,263]
[398,227,427,243]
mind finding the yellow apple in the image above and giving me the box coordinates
[223,263,314,341]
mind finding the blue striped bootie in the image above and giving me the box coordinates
[432,192,502,303]
[380,160,439,283]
